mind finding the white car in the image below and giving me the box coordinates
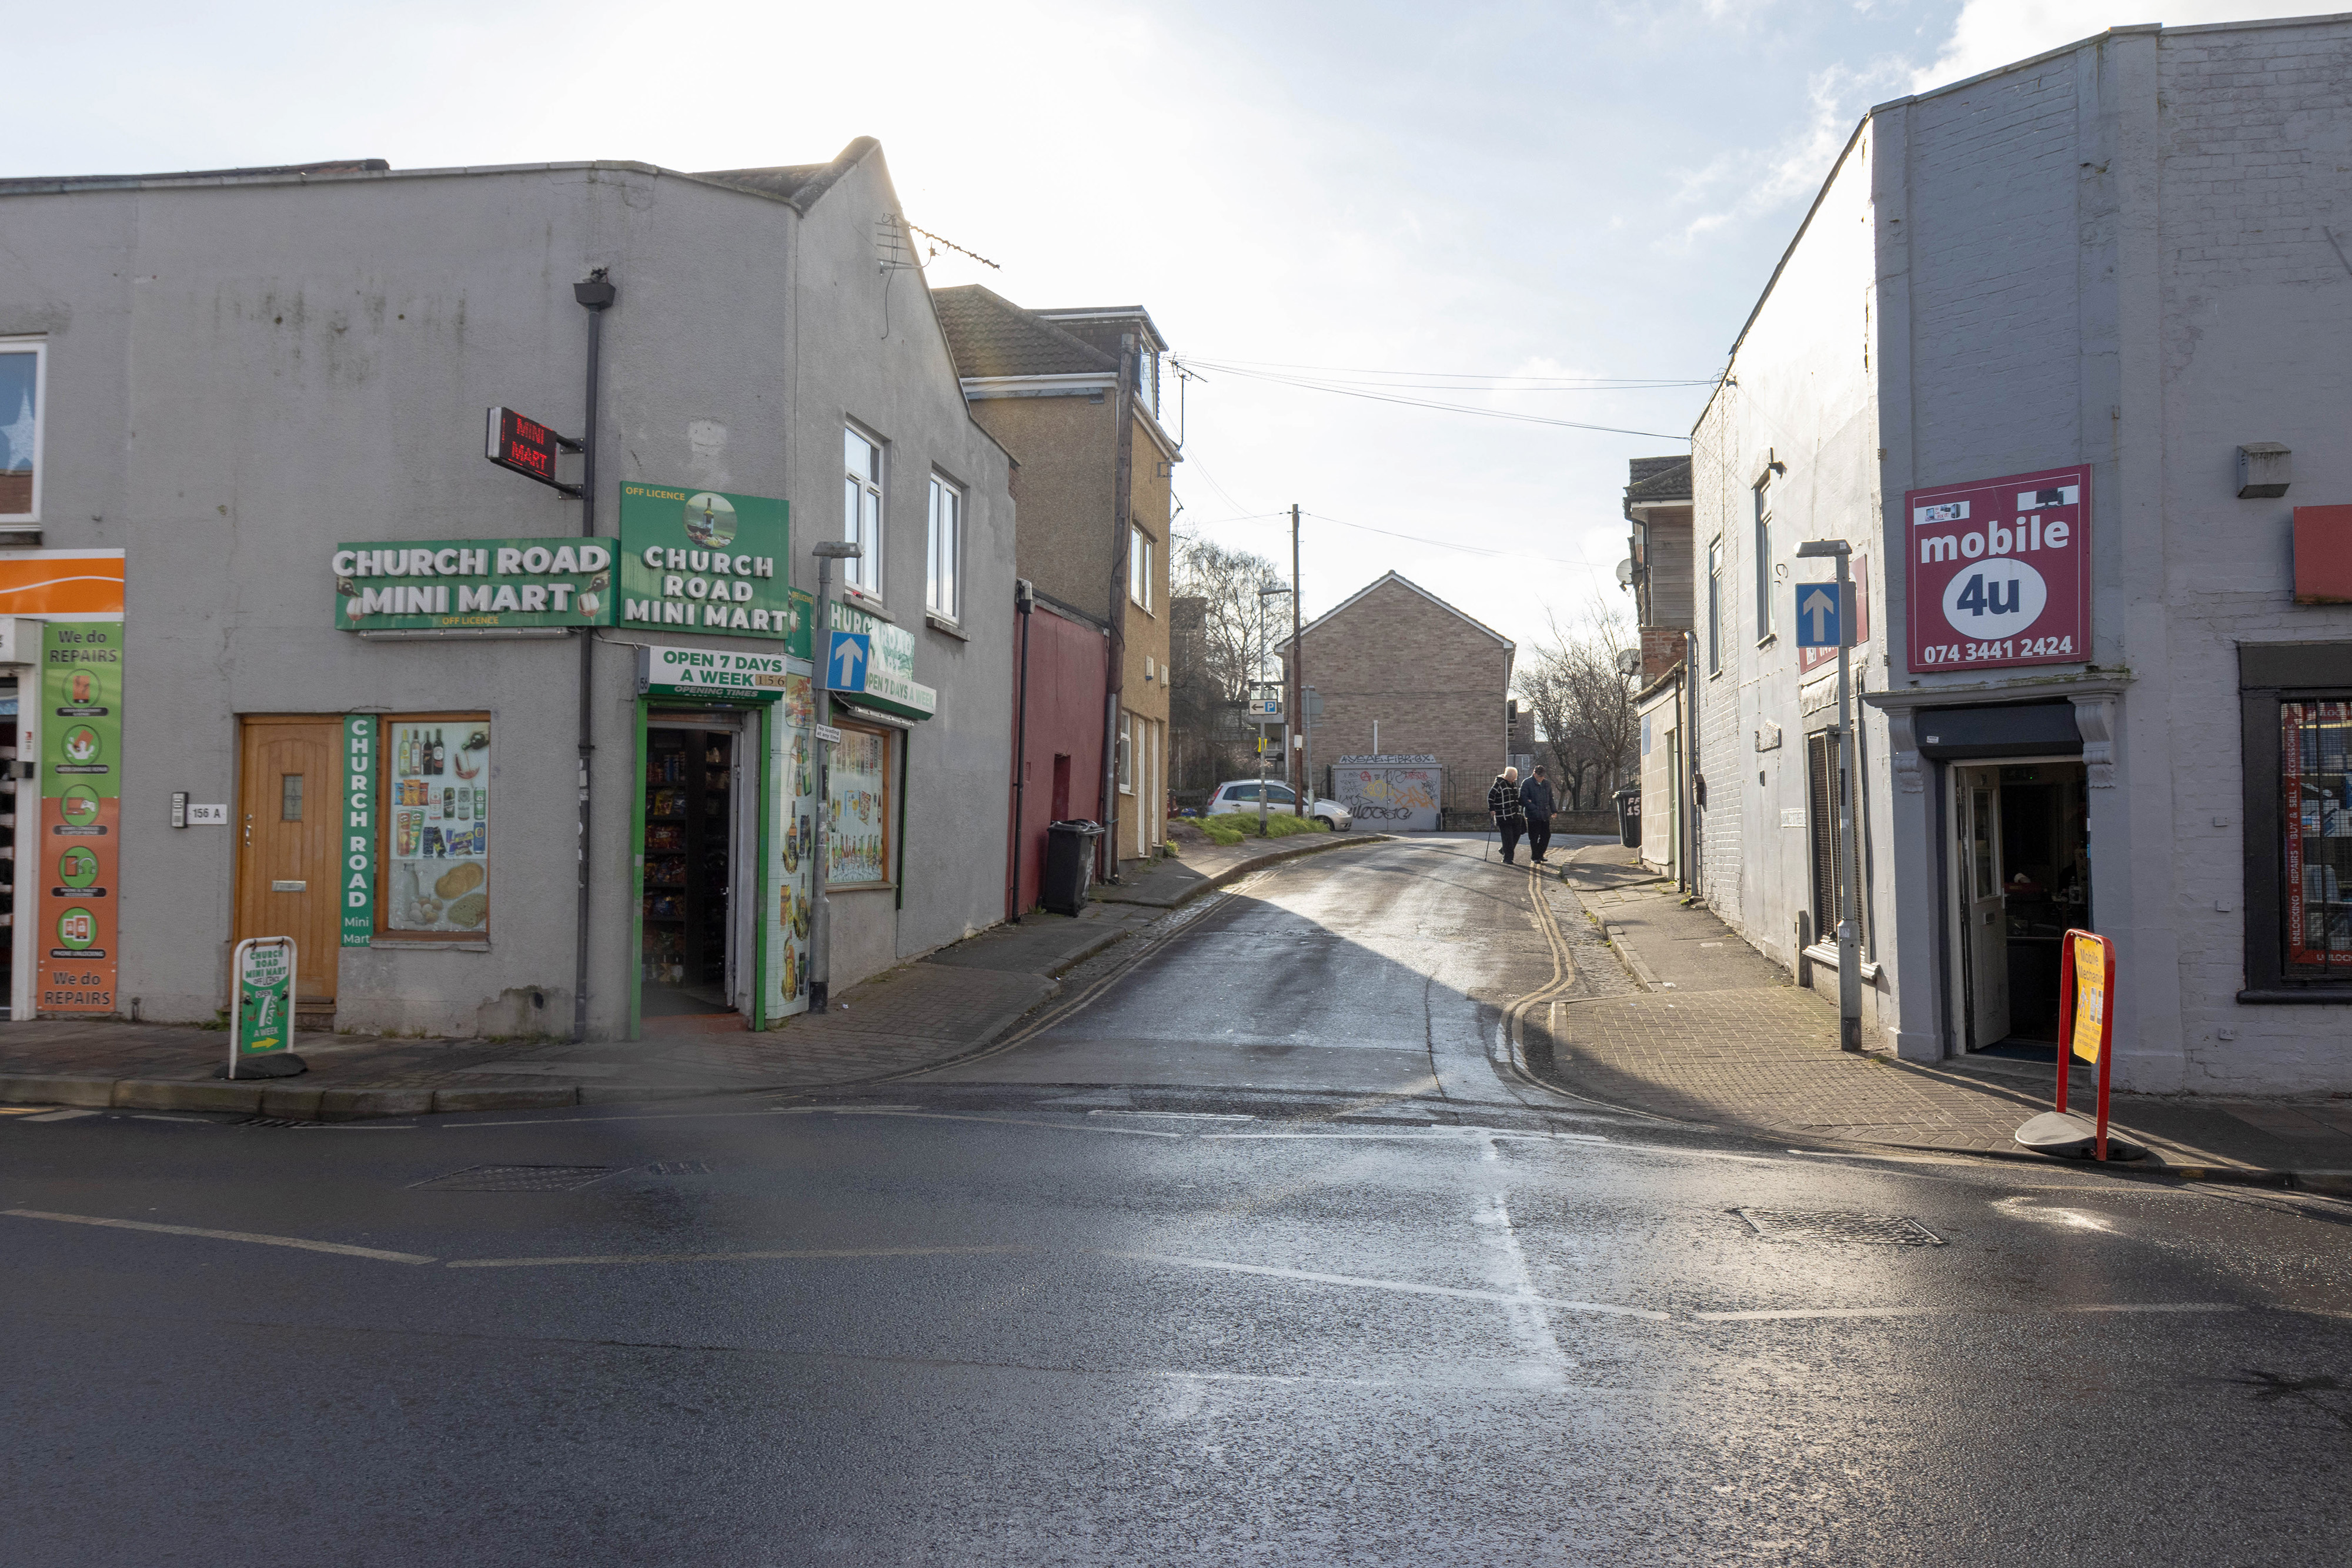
[1205,780,1352,831]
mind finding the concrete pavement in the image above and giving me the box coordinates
[1541,841,2352,1186]
[0,831,1391,1121]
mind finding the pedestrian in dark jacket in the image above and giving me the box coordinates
[1519,766,1556,865]
[1488,766,1526,863]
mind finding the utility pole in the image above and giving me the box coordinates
[1796,539,1860,1052]
[807,540,862,1014]
[1254,581,1292,835]
[1289,504,1303,812]
[569,269,614,1045]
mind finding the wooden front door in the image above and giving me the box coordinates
[237,717,342,1003]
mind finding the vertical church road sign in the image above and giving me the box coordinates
[1905,465,2090,674]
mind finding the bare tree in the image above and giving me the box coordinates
[1169,531,1284,796]
[1514,593,1638,812]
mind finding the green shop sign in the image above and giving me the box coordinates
[341,716,376,945]
[637,641,803,699]
[230,936,296,1064]
[828,599,936,720]
[333,539,616,631]
[616,483,797,638]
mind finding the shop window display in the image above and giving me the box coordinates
[382,718,490,935]
[828,723,892,887]
[2283,700,2352,978]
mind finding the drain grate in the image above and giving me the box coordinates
[1734,1208,1945,1246]
[644,1161,711,1175]
[409,1164,614,1192]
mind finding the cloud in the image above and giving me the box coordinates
[1914,1,2336,91]
[1663,56,1909,249]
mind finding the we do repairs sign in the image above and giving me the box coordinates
[1905,465,2091,673]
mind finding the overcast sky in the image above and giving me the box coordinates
[6,0,2314,663]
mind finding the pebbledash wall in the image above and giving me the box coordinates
[0,141,1014,1037]
[1690,16,2352,1094]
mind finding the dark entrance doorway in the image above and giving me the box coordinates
[641,720,739,1019]
[1951,758,2091,1058]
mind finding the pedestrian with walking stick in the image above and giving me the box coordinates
[1519,764,1556,866]
[1488,765,1526,865]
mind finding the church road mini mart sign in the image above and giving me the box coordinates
[1905,464,2091,673]
[333,539,615,630]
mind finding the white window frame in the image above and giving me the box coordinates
[1706,537,1724,676]
[1,339,48,525]
[1753,480,1775,643]
[843,424,884,598]
[926,473,963,623]
[1129,527,1153,613]
[1118,711,1134,794]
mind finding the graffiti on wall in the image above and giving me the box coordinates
[1332,755,1441,830]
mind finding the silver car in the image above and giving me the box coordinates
[1205,780,1352,831]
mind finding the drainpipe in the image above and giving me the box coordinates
[570,269,614,1044]
[1098,335,1137,882]
[1010,577,1034,922]
[1685,628,1700,899]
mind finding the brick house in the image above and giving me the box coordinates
[1281,571,1514,824]
[1688,16,2352,1094]
[1625,456,1695,878]
[934,285,1179,880]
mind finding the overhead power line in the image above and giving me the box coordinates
[1175,359,1693,441]
[1185,356,1715,390]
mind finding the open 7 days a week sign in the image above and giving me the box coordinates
[1905,466,2091,673]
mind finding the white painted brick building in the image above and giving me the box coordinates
[1689,16,2352,1094]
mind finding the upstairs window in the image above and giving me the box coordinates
[1706,539,1724,675]
[1753,479,1775,642]
[843,426,883,597]
[1130,527,1154,613]
[1,342,44,523]
[926,474,962,622]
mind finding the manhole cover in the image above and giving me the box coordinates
[1734,1208,1945,1246]
[645,1161,711,1175]
[409,1164,614,1192]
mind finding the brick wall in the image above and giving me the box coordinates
[1639,624,1686,683]
[1288,574,1512,812]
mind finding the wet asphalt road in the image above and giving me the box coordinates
[5,838,2350,1565]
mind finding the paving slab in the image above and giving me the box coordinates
[1538,842,2352,1187]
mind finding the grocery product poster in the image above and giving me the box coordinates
[39,621,122,1012]
[827,723,893,887]
[382,719,491,934]
[764,674,817,1024]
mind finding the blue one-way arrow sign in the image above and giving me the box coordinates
[826,631,871,691]
[1796,583,1853,649]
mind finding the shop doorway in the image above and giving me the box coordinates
[1949,758,2092,1057]
[236,716,344,1014]
[641,714,747,1021]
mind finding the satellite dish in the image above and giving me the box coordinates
[1615,558,1635,588]
[1615,647,1642,677]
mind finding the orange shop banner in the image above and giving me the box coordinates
[0,548,125,620]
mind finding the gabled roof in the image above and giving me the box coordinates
[1285,570,1515,653]
[1036,305,1169,356]
[933,285,1120,380]
[1624,454,1693,519]
[694,137,878,215]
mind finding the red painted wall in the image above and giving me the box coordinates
[1007,600,1110,917]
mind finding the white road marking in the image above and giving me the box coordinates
[1475,1138,1575,1385]
[844,1111,1185,1138]
[130,1114,211,1124]
[2,1208,436,1264]
[1101,1249,1674,1320]
[19,1108,99,1123]
[449,1244,1037,1269]
[1693,1302,2245,1323]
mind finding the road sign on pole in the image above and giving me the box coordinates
[824,631,871,693]
[1795,581,1855,649]
[1795,541,1861,1052]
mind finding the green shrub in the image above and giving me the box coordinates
[1195,810,1329,845]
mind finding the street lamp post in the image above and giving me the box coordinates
[1795,538,1860,1052]
[807,540,862,1014]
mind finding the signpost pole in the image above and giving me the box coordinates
[1797,539,1862,1053]
[808,542,861,1013]
[1833,549,1860,1052]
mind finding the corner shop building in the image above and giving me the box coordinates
[0,143,1013,1038]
